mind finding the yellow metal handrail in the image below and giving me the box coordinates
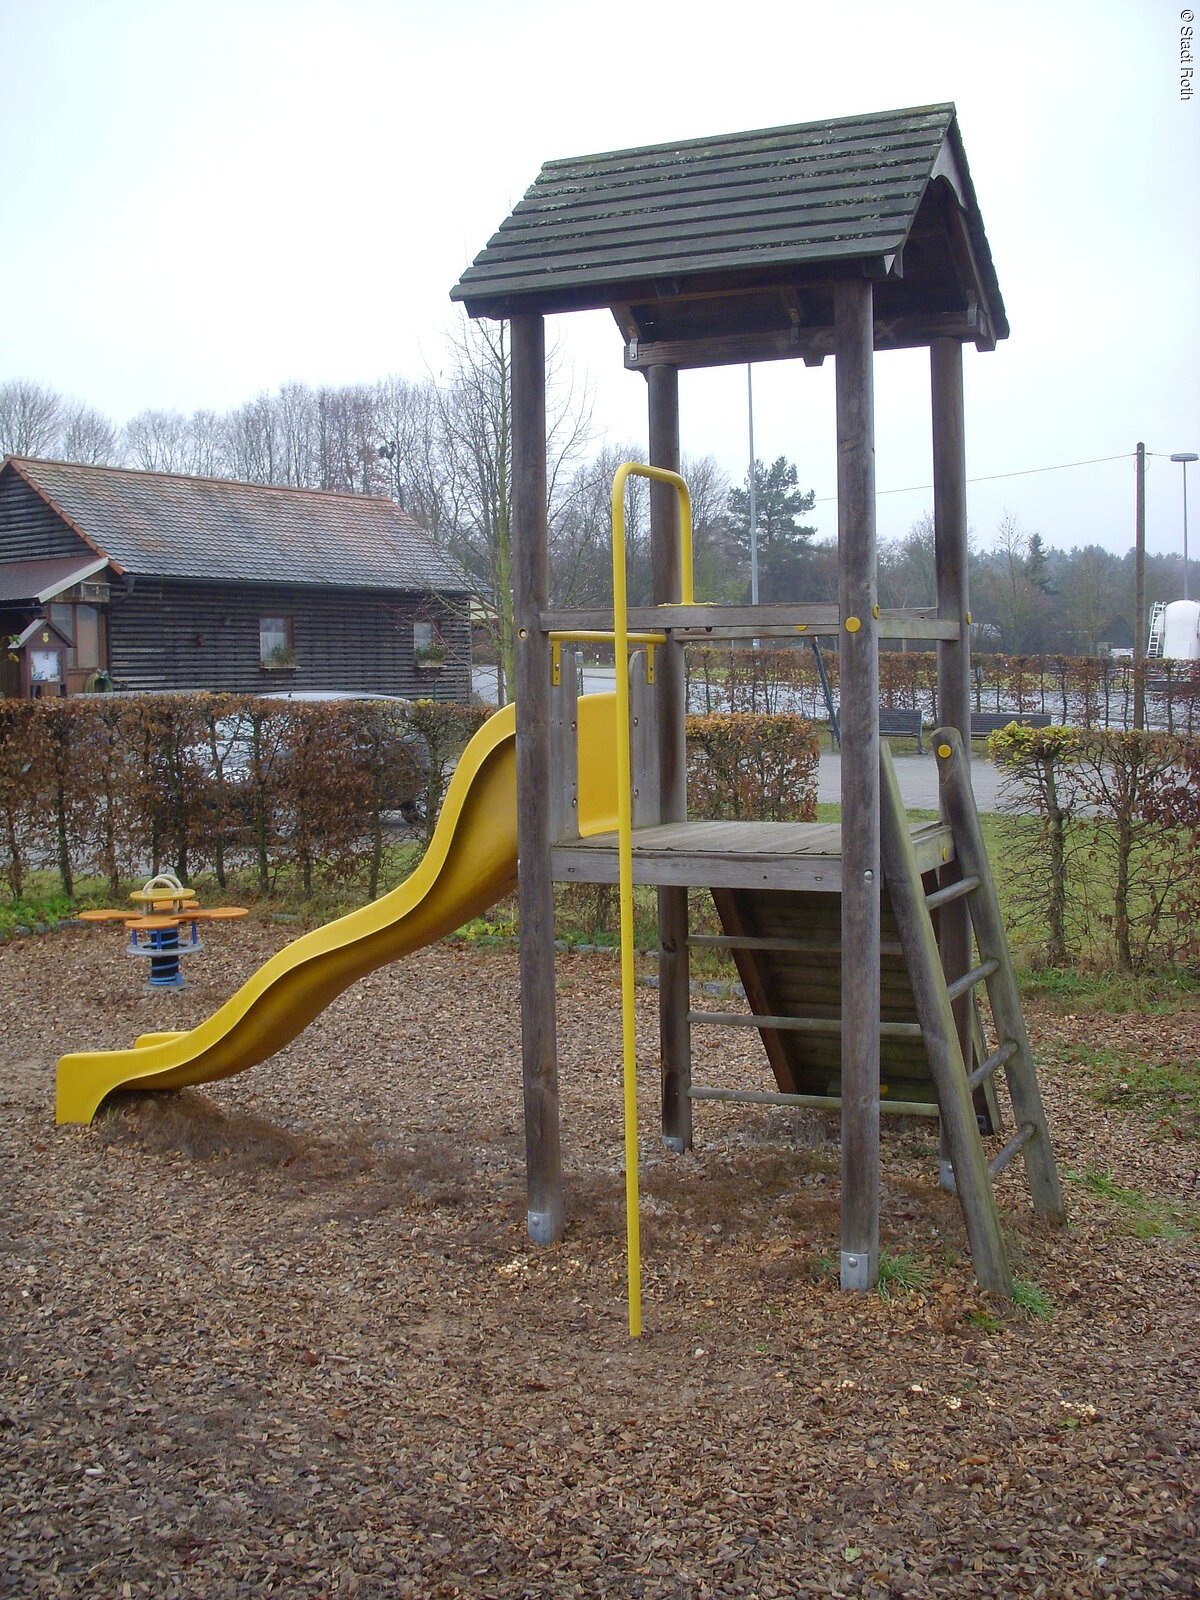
[547,630,667,687]
[609,462,694,1336]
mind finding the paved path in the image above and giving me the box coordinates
[818,748,1005,812]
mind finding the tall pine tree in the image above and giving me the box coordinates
[726,456,817,601]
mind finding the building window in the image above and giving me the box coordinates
[48,602,101,670]
[413,619,446,669]
[259,616,297,668]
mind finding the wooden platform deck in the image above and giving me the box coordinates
[552,819,954,891]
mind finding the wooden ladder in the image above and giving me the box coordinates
[878,726,1065,1295]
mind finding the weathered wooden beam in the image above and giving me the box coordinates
[629,651,660,829]
[540,603,954,640]
[540,603,840,633]
[511,314,564,1246]
[878,616,960,641]
[623,312,984,372]
[834,277,880,1293]
[932,340,971,745]
[549,647,580,843]
[932,338,974,1085]
[878,744,1014,1296]
[933,729,1067,1225]
[690,1085,940,1118]
[647,364,692,1154]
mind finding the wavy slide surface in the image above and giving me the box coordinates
[57,694,619,1124]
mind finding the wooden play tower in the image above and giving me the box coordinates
[451,104,1064,1297]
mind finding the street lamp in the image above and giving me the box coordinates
[746,366,759,607]
[1170,451,1198,602]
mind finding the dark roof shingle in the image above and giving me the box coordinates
[4,458,469,594]
[451,103,1006,350]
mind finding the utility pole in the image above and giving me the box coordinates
[1133,442,1146,731]
[747,366,759,606]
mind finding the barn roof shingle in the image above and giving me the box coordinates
[2,458,468,594]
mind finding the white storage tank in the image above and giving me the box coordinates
[1162,599,1200,661]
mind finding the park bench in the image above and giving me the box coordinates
[878,706,925,752]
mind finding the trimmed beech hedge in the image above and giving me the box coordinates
[686,712,819,823]
[989,725,1200,971]
[1,695,823,902]
[686,648,1199,734]
[0,695,488,900]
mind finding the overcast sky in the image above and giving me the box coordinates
[2,0,1197,569]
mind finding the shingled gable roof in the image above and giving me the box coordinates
[2,457,469,593]
[451,103,1007,364]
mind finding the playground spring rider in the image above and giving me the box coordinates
[77,872,248,989]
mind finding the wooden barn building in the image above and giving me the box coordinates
[0,456,472,701]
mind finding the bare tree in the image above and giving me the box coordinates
[275,381,319,487]
[121,409,196,473]
[1061,543,1128,655]
[435,321,515,695]
[682,452,737,601]
[975,512,1056,653]
[551,441,650,610]
[431,319,594,700]
[224,393,283,484]
[382,377,462,541]
[0,379,64,456]
[315,385,381,494]
[879,512,937,609]
[61,402,120,465]
[187,409,228,478]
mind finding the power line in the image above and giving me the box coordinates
[813,451,1133,505]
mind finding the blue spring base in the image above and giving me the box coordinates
[126,924,202,989]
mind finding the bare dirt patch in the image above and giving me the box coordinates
[2,921,1197,1598]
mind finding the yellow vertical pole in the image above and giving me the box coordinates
[609,462,693,1338]
[610,468,641,1337]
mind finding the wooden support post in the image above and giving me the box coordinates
[834,279,880,1291]
[511,313,563,1245]
[648,364,692,1153]
[931,338,975,1162]
[932,340,971,745]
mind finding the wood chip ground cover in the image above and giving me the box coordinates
[1,923,1197,1598]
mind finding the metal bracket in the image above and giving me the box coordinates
[840,1249,874,1291]
[527,1209,559,1246]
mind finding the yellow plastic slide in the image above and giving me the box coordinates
[56,694,619,1124]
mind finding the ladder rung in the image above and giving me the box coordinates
[924,875,981,912]
[688,1085,940,1118]
[945,958,1000,1004]
[688,1010,925,1039]
[688,933,906,957]
[967,1038,1018,1092]
[987,1122,1037,1179]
